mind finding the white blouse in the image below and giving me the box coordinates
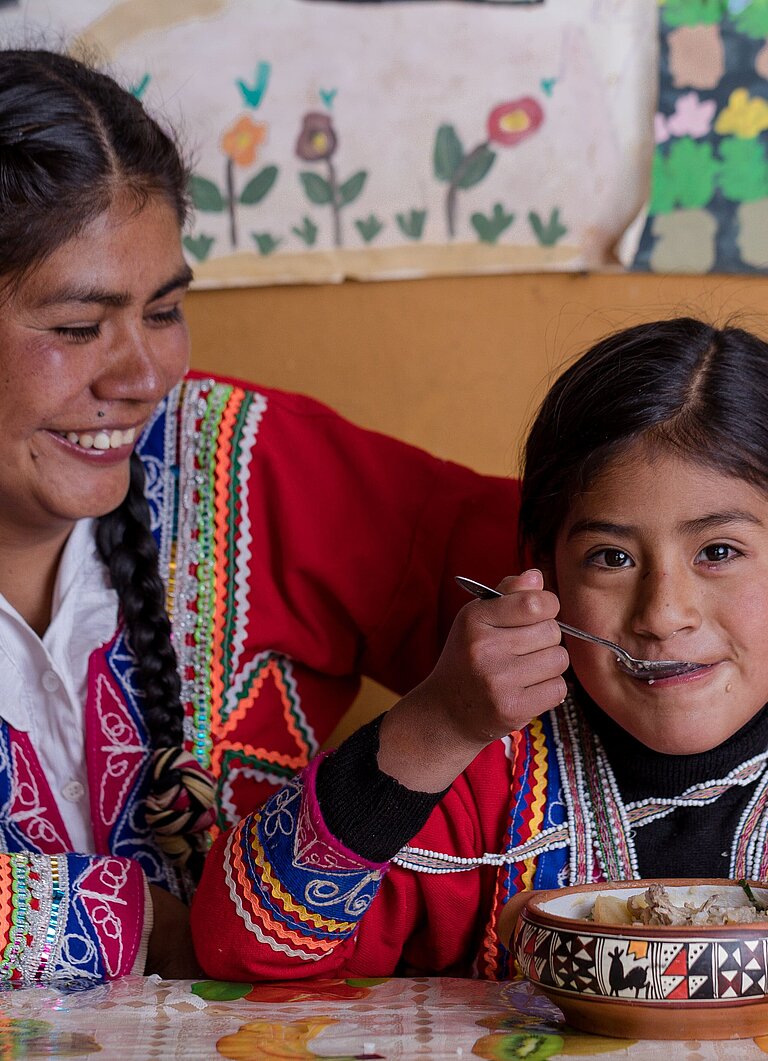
[0,519,119,852]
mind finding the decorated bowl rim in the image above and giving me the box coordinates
[521,877,768,937]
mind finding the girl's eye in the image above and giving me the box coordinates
[696,543,740,564]
[53,324,100,344]
[586,548,633,569]
[148,306,183,326]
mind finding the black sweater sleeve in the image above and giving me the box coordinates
[315,713,449,863]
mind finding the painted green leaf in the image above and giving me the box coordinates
[191,980,252,1001]
[396,209,427,239]
[649,149,676,215]
[666,137,718,209]
[471,203,514,244]
[252,232,282,255]
[130,74,150,100]
[299,171,333,204]
[734,0,768,38]
[355,214,383,242]
[434,123,464,182]
[292,215,319,245]
[183,234,215,261]
[240,165,278,205]
[339,170,367,206]
[236,61,271,109]
[718,135,768,202]
[457,145,496,189]
[528,208,567,246]
[661,0,726,28]
[189,175,226,212]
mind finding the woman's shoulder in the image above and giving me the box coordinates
[183,370,343,422]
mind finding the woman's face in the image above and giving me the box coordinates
[0,194,191,544]
[552,442,768,754]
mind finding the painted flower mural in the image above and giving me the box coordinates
[486,97,544,147]
[187,62,280,257]
[296,112,338,161]
[434,96,545,240]
[296,109,367,246]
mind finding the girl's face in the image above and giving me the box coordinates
[553,442,768,754]
[0,194,191,546]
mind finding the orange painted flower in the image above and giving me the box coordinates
[244,978,372,1003]
[487,98,544,147]
[221,116,267,167]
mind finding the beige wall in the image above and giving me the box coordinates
[186,271,768,741]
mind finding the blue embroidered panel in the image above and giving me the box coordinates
[246,779,380,938]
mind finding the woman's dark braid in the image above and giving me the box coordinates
[96,453,182,747]
[96,453,215,869]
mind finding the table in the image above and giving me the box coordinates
[4,975,768,1059]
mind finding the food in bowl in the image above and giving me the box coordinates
[592,881,768,927]
[507,879,768,1040]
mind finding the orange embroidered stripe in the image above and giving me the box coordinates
[0,859,13,949]
[480,731,521,979]
[519,718,547,892]
[230,833,335,953]
[247,819,357,933]
[230,815,353,943]
[211,739,308,778]
[210,390,242,734]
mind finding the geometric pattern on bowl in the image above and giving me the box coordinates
[516,919,768,1002]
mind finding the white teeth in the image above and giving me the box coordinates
[59,426,137,450]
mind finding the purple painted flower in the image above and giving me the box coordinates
[296,112,337,161]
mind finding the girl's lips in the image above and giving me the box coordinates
[625,662,721,686]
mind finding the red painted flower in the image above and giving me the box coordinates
[244,978,372,1003]
[487,98,544,147]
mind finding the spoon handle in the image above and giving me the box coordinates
[454,576,624,657]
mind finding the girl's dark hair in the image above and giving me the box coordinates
[0,50,206,865]
[519,317,768,563]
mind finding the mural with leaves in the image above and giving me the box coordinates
[7,0,656,286]
[633,0,768,273]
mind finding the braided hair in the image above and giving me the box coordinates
[0,49,214,868]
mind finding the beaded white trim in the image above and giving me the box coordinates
[394,699,768,876]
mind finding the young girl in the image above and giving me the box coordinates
[194,317,768,981]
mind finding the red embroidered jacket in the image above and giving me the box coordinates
[0,376,521,985]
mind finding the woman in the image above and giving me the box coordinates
[0,49,520,985]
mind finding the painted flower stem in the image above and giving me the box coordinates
[327,157,342,247]
[446,140,490,239]
[226,158,238,247]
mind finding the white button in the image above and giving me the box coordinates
[41,670,61,693]
[61,780,85,802]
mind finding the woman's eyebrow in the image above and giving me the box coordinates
[33,265,194,309]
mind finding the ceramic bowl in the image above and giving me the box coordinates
[504,879,768,1041]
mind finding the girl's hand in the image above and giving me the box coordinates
[377,570,568,791]
[145,883,204,979]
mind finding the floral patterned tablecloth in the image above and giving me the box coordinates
[3,975,768,1059]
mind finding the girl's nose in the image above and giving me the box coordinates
[630,567,701,642]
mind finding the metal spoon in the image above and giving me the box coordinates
[455,576,704,682]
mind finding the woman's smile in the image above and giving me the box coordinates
[0,195,190,540]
